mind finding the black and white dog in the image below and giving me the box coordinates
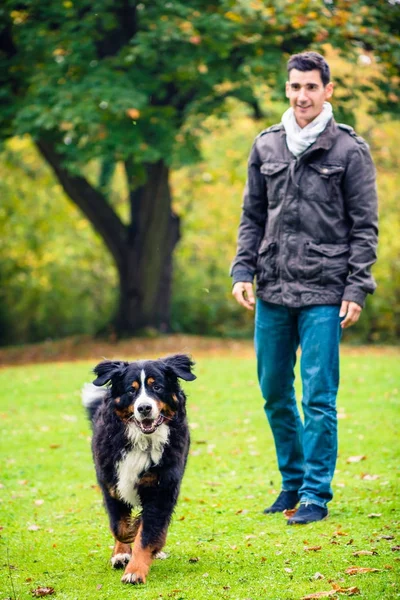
[82,354,196,584]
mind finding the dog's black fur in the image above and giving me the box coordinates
[82,354,196,584]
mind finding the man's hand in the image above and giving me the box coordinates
[232,282,255,311]
[339,300,362,329]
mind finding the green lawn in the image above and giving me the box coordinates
[0,348,399,599]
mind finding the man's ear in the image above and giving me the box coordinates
[325,81,334,100]
[163,354,196,382]
[92,360,128,386]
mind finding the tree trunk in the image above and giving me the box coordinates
[118,160,180,333]
[36,140,179,335]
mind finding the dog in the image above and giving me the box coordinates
[82,353,196,584]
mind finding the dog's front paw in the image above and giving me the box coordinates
[121,571,146,585]
[111,553,131,569]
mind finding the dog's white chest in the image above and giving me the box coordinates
[116,423,169,507]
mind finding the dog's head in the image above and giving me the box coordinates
[92,354,196,434]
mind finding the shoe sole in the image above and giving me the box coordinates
[287,514,328,525]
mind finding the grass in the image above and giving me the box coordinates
[0,343,399,599]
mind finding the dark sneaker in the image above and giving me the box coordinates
[287,503,328,525]
[263,490,299,514]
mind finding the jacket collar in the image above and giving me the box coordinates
[280,118,338,162]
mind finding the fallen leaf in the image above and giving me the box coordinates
[361,474,379,481]
[346,455,366,464]
[304,545,322,552]
[283,508,297,518]
[312,572,325,580]
[28,524,40,531]
[301,591,336,599]
[34,500,44,506]
[333,530,349,537]
[352,550,377,556]
[391,546,400,551]
[379,535,394,540]
[331,584,360,595]
[96,584,102,590]
[284,567,293,573]
[345,566,380,575]
[188,557,199,563]
[367,513,382,518]
[31,587,55,597]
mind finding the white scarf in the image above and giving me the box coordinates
[281,102,333,157]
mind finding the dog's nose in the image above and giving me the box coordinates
[137,403,152,417]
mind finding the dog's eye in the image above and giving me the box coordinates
[126,390,135,397]
[152,384,162,393]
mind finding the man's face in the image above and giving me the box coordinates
[285,69,333,128]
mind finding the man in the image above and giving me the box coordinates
[230,52,378,524]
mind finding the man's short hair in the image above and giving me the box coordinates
[287,52,330,86]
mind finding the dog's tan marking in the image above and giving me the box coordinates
[115,515,140,544]
[160,400,176,419]
[131,381,140,390]
[138,472,158,487]
[111,540,132,568]
[107,484,119,499]
[122,522,167,584]
[115,405,134,421]
[147,377,155,385]
[115,396,121,404]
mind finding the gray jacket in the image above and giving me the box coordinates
[230,118,378,308]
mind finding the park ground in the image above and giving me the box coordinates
[0,336,399,600]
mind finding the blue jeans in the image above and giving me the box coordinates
[254,299,342,508]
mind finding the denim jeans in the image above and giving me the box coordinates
[254,299,342,508]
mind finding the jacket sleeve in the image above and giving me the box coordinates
[342,141,378,307]
[230,140,268,284]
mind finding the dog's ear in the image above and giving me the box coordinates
[92,360,128,386]
[163,354,196,381]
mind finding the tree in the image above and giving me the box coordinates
[1,0,399,335]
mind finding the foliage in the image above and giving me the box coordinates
[0,137,116,345]
[0,2,399,340]
[0,348,399,598]
[1,1,399,330]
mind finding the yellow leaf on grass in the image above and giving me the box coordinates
[346,455,366,463]
[345,566,380,575]
[301,591,337,599]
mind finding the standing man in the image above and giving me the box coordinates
[230,52,378,524]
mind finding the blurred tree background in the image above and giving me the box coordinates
[0,0,399,345]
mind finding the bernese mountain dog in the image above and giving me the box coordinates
[82,353,196,585]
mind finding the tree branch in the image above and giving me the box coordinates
[36,139,127,271]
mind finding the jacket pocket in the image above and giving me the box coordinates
[257,241,279,284]
[304,242,349,287]
[260,162,289,208]
[307,164,345,201]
